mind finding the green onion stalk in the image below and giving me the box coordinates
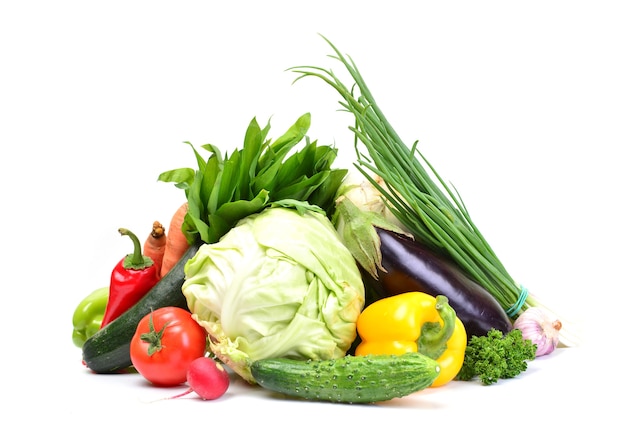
[289,36,579,347]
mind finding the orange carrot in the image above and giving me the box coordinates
[160,202,190,278]
[143,221,167,279]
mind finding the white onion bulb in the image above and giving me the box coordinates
[513,307,562,356]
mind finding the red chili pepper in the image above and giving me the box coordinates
[100,228,160,328]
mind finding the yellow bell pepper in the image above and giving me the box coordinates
[355,292,467,387]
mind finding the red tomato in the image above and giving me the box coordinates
[130,307,207,386]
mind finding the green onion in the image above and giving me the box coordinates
[289,36,531,317]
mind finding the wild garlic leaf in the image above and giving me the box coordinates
[157,167,195,191]
[159,112,345,245]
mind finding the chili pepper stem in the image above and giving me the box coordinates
[119,228,154,270]
[418,295,457,360]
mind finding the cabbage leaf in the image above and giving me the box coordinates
[182,206,365,382]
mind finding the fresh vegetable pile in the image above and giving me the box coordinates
[72,37,573,404]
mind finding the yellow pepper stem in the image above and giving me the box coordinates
[417,295,457,360]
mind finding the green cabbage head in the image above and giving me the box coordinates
[182,207,365,383]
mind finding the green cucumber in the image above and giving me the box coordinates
[81,241,202,373]
[250,352,440,404]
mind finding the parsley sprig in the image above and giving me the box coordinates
[457,329,537,385]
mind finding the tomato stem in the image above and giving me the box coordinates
[139,312,170,356]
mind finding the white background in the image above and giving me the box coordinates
[1,1,623,426]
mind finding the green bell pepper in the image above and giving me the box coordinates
[72,287,109,347]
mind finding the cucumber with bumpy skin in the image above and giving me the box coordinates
[250,352,440,404]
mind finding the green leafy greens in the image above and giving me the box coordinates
[158,113,347,244]
[457,329,537,385]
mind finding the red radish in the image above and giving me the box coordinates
[167,356,230,400]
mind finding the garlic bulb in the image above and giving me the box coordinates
[513,307,562,356]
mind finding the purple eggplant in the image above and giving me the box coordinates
[364,227,513,338]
